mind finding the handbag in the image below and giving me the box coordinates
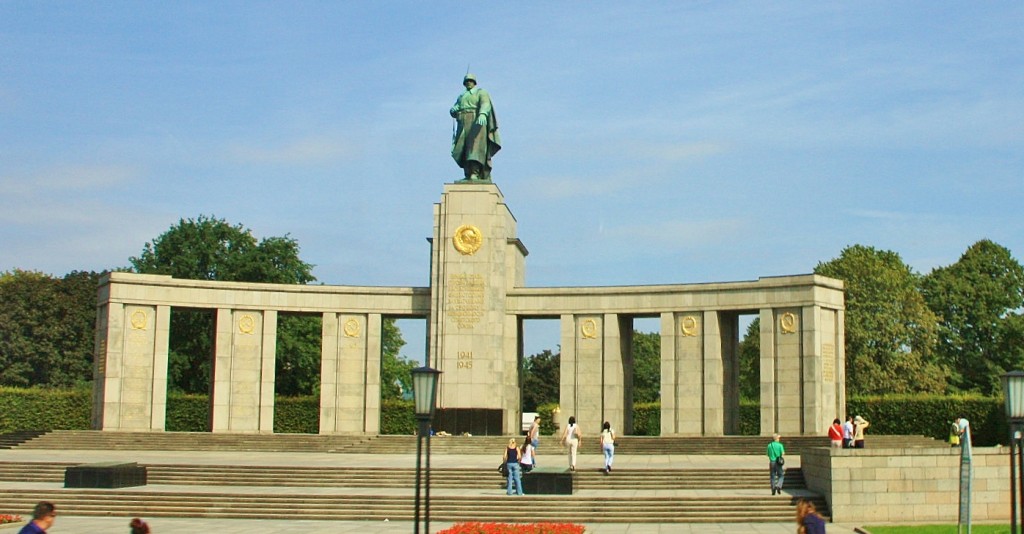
[498,462,508,476]
[776,456,785,466]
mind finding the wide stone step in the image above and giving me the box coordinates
[0,461,807,491]
[8,430,941,455]
[0,489,827,523]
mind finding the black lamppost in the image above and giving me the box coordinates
[412,366,441,534]
[1001,370,1024,534]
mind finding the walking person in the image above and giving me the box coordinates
[796,498,827,533]
[502,438,524,495]
[18,502,56,534]
[561,415,582,471]
[767,433,786,495]
[600,421,616,474]
[853,415,870,448]
[527,415,541,465]
[129,518,151,534]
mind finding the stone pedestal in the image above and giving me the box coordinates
[429,182,527,435]
[65,462,147,488]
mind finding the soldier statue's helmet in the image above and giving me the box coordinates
[463,73,477,84]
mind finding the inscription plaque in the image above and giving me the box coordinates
[447,273,485,329]
[822,343,835,381]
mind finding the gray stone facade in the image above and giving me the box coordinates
[93,182,845,435]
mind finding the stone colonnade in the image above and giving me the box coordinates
[507,277,845,438]
[93,182,845,436]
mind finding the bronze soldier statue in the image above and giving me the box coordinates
[450,73,501,181]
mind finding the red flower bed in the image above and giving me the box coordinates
[0,514,22,525]
[437,522,585,534]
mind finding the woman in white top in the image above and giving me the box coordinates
[561,415,582,471]
[600,421,616,474]
[519,441,535,473]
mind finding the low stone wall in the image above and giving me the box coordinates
[802,445,1010,523]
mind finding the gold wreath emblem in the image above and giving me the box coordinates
[238,314,256,334]
[580,318,598,339]
[680,315,699,337]
[343,318,361,338]
[129,310,148,330]
[780,312,797,334]
[453,224,483,255]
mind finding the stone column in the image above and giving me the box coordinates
[601,313,626,433]
[558,313,576,431]
[673,312,704,435]
[759,307,777,434]
[429,182,526,434]
[319,313,381,434]
[211,309,276,433]
[802,305,843,434]
[719,312,740,435]
[702,311,724,436]
[93,303,170,431]
[658,312,677,435]
[561,314,605,435]
[771,307,803,436]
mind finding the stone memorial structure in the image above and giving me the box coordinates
[94,85,843,436]
[92,181,845,438]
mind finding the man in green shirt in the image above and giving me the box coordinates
[767,433,785,495]
[450,73,501,182]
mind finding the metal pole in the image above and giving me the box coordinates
[1011,427,1017,534]
[1018,430,1024,534]
[425,423,432,534]
[414,424,423,534]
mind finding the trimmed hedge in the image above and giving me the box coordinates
[847,394,1004,446]
[381,399,415,434]
[0,388,1008,445]
[0,386,91,433]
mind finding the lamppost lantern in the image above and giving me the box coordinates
[1002,370,1024,534]
[1003,371,1024,421]
[412,366,441,419]
[411,365,441,534]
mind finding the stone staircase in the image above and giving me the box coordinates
[6,430,943,454]
[0,487,822,523]
[0,461,807,490]
[1,430,944,524]
[0,430,46,449]
[0,459,825,523]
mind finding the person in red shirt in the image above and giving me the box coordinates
[828,418,843,448]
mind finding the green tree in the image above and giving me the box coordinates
[0,270,102,388]
[631,331,660,403]
[815,245,948,395]
[274,313,323,396]
[738,318,760,400]
[921,239,1024,393]
[522,349,560,411]
[130,215,317,394]
[380,319,414,400]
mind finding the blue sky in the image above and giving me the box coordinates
[2,3,1022,356]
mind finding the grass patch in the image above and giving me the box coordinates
[865,526,1010,534]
